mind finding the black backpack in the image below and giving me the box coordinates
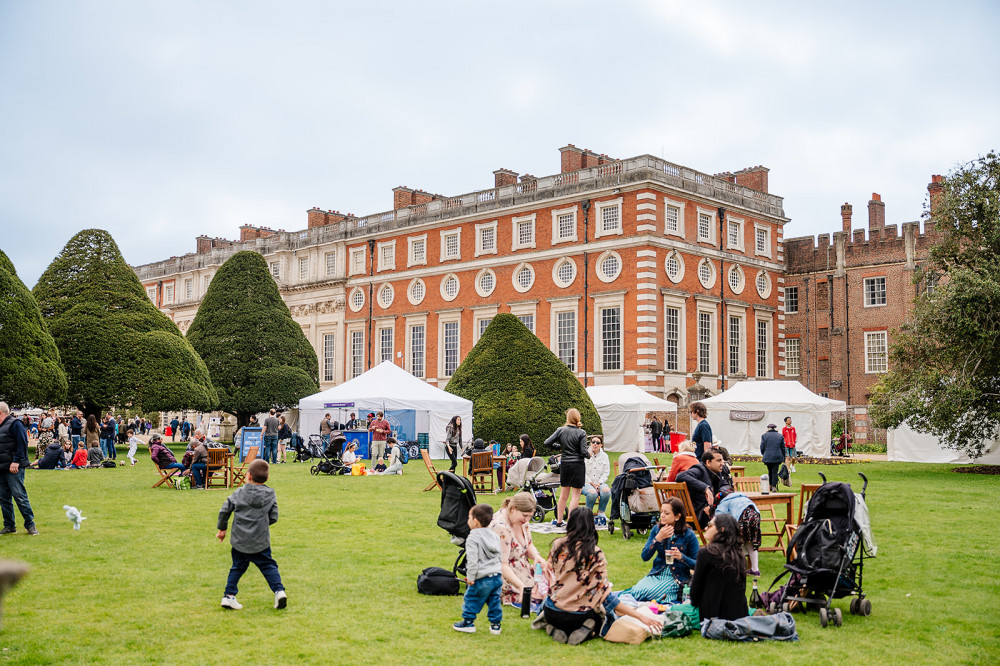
[417,567,461,596]
[788,518,842,574]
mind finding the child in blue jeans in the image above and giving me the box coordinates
[453,503,503,635]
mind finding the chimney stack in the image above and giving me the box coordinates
[559,144,585,173]
[841,203,853,234]
[393,186,414,210]
[493,169,518,188]
[734,166,770,193]
[868,193,885,234]
[927,174,944,217]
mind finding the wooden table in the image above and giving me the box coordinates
[744,492,795,552]
[729,465,745,478]
[461,455,508,490]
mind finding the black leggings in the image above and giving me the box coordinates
[447,444,457,471]
[765,462,781,490]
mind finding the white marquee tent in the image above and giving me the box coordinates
[887,421,1000,464]
[586,385,676,453]
[297,361,473,458]
[701,381,845,458]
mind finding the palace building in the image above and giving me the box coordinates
[134,145,789,414]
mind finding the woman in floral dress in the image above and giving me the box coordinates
[490,492,546,605]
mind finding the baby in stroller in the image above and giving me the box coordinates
[608,452,664,540]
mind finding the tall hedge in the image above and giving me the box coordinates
[186,251,319,427]
[445,313,601,454]
[0,249,68,407]
[32,229,218,417]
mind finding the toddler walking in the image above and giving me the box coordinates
[126,429,141,466]
[453,504,503,635]
[217,459,287,610]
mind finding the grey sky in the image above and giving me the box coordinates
[2,1,998,288]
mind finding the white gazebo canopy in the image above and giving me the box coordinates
[701,380,846,458]
[586,385,677,453]
[297,361,473,458]
[888,421,1000,464]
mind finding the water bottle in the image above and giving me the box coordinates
[520,585,532,618]
[760,473,770,494]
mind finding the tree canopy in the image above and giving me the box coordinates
[869,151,1000,459]
[186,250,318,427]
[32,229,217,417]
[445,313,601,454]
[0,249,68,407]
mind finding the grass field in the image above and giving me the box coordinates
[0,451,997,665]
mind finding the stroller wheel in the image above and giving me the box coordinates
[310,465,319,475]
[850,598,860,615]
[819,608,829,628]
[781,602,790,614]
[532,507,546,523]
[768,601,777,615]
[833,608,843,627]
[637,527,648,536]
[860,599,872,616]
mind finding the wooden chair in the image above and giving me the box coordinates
[469,451,495,494]
[205,448,230,489]
[421,450,441,492]
[152,463,179,489]
[230,446,259,488]
[734,476,762,493]
[652,481,707,545]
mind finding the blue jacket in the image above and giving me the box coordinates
[641,523,700,583]
[760,429,785,463]
[715,492,757,521]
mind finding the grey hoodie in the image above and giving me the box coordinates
[217,483,279,554]
[464,527,502,583]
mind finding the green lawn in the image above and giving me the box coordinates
[0,452,997,665]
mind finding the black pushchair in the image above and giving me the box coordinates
[309,433,349,475]
[607,453,661,540]
[436,471,477,576]
[769,472,872,627]
[294,434,324,463]
[523,456,561,523]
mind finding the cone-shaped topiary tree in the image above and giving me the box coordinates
[33,229,218,417]
[0,249,68,407]
[445,313,601,454]
[186,250,319,427]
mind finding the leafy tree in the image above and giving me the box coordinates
[869,152,1000,459]
[32,229,217,417]
[186,250,318,427]
[445,313,601,454]
[0,249,68,407]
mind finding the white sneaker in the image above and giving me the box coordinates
[221,596,242,610]
[790,465,796,473]
[274,590,287,609]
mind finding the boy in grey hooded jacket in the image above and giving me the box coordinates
[217,459,287,610]
[453,503,504,635]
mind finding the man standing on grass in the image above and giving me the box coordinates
[262,410,280,464]
[170,415,180,441]
[368,411,390,462]
[0,402,38,536]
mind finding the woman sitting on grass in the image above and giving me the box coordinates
[624,497,699,602]
[489,492,546,607]
[341,442,357,466]
[689,513,748,621]
[541,507,662,642]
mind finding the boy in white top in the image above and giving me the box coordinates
[582,436,612,527]
[126,429,142,466]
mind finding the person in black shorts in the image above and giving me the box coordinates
[544,408,589,529]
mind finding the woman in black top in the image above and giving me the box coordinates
[689,513,748,621]
[444,415,462,472]
[519,434,535,460]
[544,408,589,528]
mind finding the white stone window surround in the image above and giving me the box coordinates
[405,314,428,379]
[663,198,685,238]
[727,216,745,252]
[551,206,578,244]
[697,257,717,289]
[408,278,426,306]
[349,246,366,276]
[511,214,536,251]
[349,286,365,312]
[696,207,717,244]
[548,297,580,371]
[595,197,624,239]
[756,269,772,299]
[863,276,887,308]
[408,234,428,267]
[440,228,462,262]
[475,220,498,257]
[269,261,281,278]
[509,300,538,334]
[728,264,745,295]
[377,240,396,272]
[145,285,157,302]
[754,223,771,258]
[377,282,394,309]
[324,251,337,277]
[864,330,889,374]
[440,273,461,301]
[664,250,685,284]
[438,311,462,379]
[596,250,623,283]
[471,305,499,344]
[552,257,578,288]
[512,262,535,293]
[695,298,719,375]
[475,268,497,297]
[662,292,688,373]
[592,290,626,374]
[726,304,749,376]
[755,313,773,378]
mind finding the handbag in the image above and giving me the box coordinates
[351,461,366,476]
[173,475,191,490]
[417,567,461,596]
[659,610,692,638]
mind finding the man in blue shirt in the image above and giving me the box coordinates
[689,401,712,460]
[0,402,38,535]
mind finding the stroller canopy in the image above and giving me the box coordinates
[436,471,477,541]
[803,482,856,538]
